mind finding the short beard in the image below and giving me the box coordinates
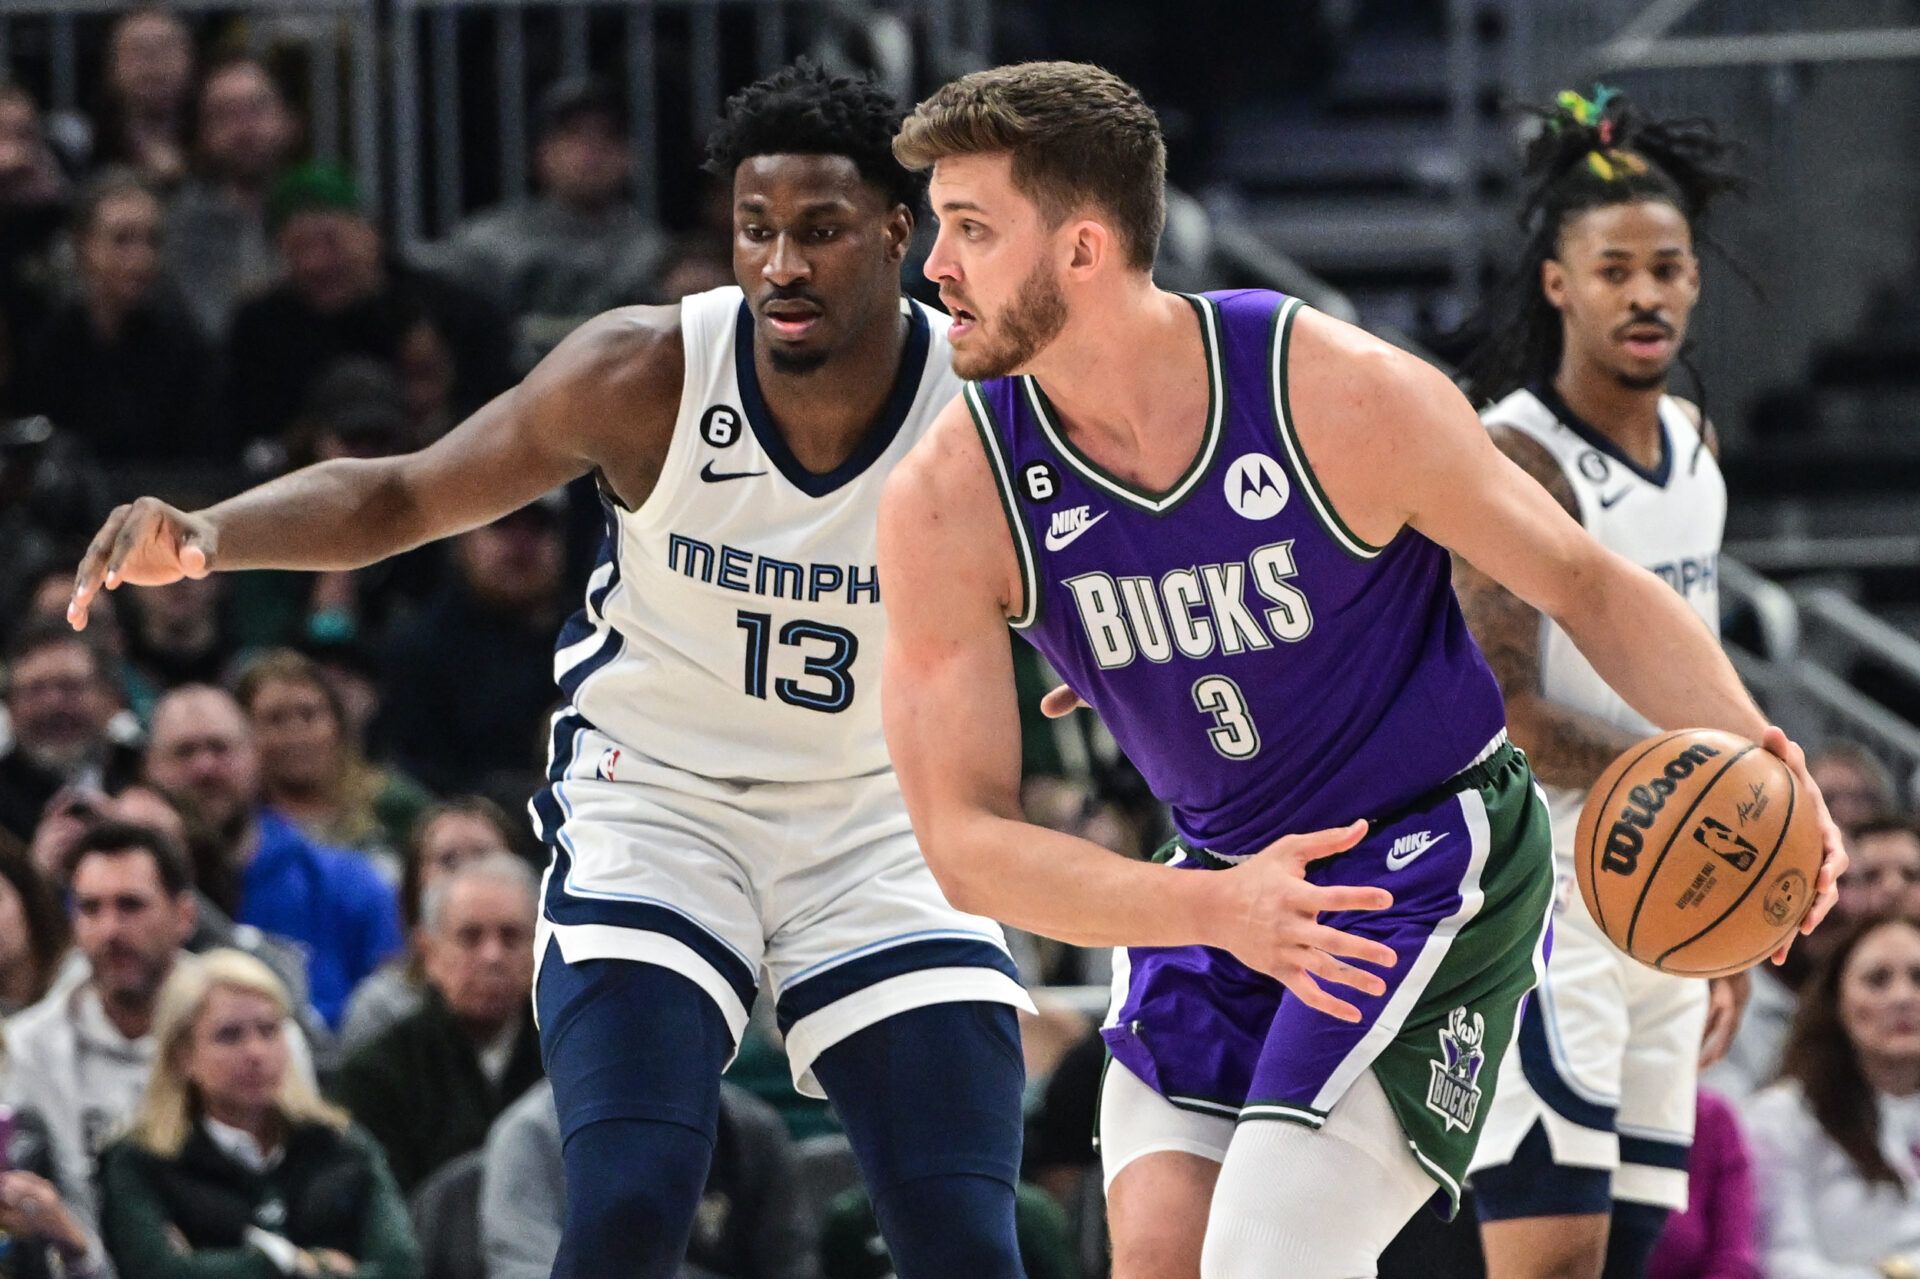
[1612,366,1669,393]
[952,259,1068,381]
[766,346,829,376]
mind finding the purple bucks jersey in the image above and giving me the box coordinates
[968,289,1507,857]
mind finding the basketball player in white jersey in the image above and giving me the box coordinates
[1453,88,1752,1279]
[66,63,1033,1278]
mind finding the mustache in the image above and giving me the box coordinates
[759,286,824,309]
[1614,311,1675,339]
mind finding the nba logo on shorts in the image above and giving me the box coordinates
[1426,1006,1487,1133]
[597,748,621,781]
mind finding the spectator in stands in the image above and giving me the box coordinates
[1845,816,1920,920]
[0,838,68,1016]
[90,8,195,188]
[655,233,735,301]
[233,649,430,876]
[434,76,666,371]
[0,1030,109,1279]
[1811,738,1902,828]
[119,575,235,715]
[229,361,446,654]
[143,684,402,1028]
[109,782,321,1036]
[1744,914,1920,1276]
[14,170,222,465]
[330,855,541,1194]
[0,621,139,844]
[98,949,421,1279]
[165,55,298,339]
[338,797,522,1056]
[0,83,69,411]
[483,1077,817,1279]
[1646,1089,1759,1279]
[377,498,567,802]
[2,821,202,1238]
[227,164,512,444]
[820,1182,1073,1279]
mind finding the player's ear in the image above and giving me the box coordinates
[885,203,914,262]
[1066,218,1108,276]
[1540,256,1569,313]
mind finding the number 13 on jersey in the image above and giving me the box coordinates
[736,611,859,713]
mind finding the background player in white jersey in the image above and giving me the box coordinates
[1453,88,1753,1279]
[65,63,1033,1279]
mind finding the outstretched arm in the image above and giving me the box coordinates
[69,307,682,626]
[879,399,1396,1022]
[1450,426,1642,790]
[1281,310,1844,947]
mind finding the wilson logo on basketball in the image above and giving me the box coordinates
[1601,741,1723,876]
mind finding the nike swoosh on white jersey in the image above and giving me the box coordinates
[1385,831,1448,870]
[1043,510,1109,551]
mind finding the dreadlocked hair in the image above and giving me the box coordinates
[702,58,923,211]
[1455,86,1748,409]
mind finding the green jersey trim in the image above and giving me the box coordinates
[1021,294,1225,516]
[965,382,1041,630]
[1268,296,1387,561]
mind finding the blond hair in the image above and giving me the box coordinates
[129,949,348,1157]
[893,61,1166,271]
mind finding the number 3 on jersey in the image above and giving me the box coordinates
[1192,674,1260,759]
[736,611,858,713]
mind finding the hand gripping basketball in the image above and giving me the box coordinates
[1218,820,1397,1025]
[1760,725,1848,966]
[68,497,218,631]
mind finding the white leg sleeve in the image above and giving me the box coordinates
[1201,1070,1436,1279]
[1098,1059,1236,1190]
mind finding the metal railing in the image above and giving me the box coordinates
[382,0,988,246]
[1,0,381,204]
[1721,555,1920,795]
[4,0,986,244]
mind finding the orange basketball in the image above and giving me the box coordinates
[1575,729,1822,977]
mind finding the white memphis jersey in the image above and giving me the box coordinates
[556,285,961,782]
[1484,386,1726,868]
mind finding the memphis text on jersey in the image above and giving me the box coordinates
[666,533,880,605]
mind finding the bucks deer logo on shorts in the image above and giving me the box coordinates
[1426,1007,1487,1133]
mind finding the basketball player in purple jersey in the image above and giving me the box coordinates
[876,63,1847,1278]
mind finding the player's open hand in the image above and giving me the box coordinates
[1760,725,1847,967]
[1220,820,1397,1023]
[68,497,217,631]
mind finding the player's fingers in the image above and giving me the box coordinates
[1304,923,1398,969]
[1304,882,1395,917]
[1302,949,1388,999]
[1039,684,1086,719]
[1800,880,1840,936]
[179,540,210,579]
[1263,819,1369,869]
[1277,969,1363,1024]
[68,507,133,625]
[102,504,153,589]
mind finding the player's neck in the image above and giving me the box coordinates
[752,301,908,474]
[1552,361,1665,472]
[1023,283,1203,458]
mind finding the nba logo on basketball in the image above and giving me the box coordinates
[1426,1007,1487,1133]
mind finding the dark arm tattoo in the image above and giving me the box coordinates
[1452,425,1643,790]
